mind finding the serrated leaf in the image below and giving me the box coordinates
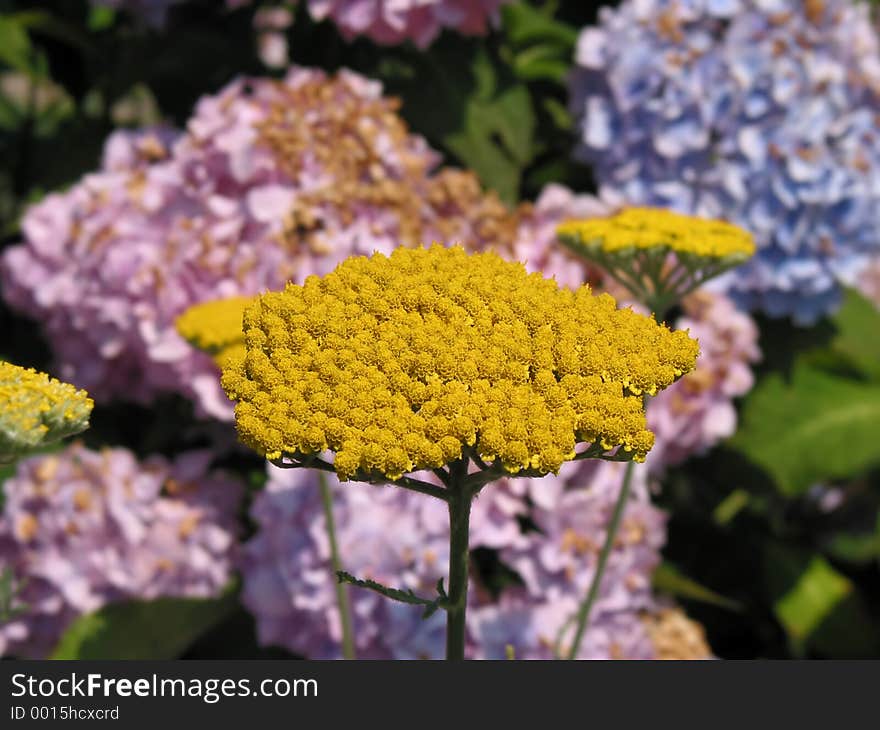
[652,561,742,611]
[336,570,448,619]
[50,590,237,660]
[730,363,880,495]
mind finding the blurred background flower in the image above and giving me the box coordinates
[0,444,242,658]
[570,0,880,324]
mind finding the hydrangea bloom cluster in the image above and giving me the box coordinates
[1,68,518,418]
[0,445,243,658]
[306,0,509,48]
[570,0,880,324]
[230,0,509,49]
[241,461,667,659]
[0,362,93,462]
[468,458,665,659]
[221,245,699,478]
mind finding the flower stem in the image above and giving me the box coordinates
[445,478,473,660]
[318,473,357,660]
[565,458,635,660]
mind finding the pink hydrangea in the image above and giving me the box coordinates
[467,459,664,659]
[307,0,508,48]
[0,444,243,658]
[2,67,515,419]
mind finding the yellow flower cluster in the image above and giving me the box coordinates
[0,361,93,461]
[176,296,251,368]
[221,245,698,481]
[557,208,755,261]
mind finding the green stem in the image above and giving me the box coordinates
[565,458,636,660]
[445,475,473,660]
[318,474,357,660]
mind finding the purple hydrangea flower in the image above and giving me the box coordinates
[570,0,880,324]
[0,444,243,658]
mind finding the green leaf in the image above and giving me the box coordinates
[730,363,880,495]
[824,288,880,381]
[386,43,535,204]
[765,544,880,657]
[501,3,578,47]
[50,589,238,660]
[652,561,742,611]
[0,15,33,74]
[773,555,850,644]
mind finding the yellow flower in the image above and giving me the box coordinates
[0,361,93,461]
[557,207,754,260]
[221,245,698,481]
[557,208,755,316]
[175,296,252,368]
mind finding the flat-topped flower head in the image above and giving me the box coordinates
[557,208,755,316]
[0,362,93,462]
[176,297,251,368]
[558,208,755,262]
[221,245,698,481]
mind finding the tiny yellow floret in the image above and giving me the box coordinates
[221,245,699,481]
[0,361,93,461]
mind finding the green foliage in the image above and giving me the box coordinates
[383,41,536,204]
[0,14,34,74]
[50,589,238,660]
[501,2,578,83]
[730,363,880,496]
[764,545,880,657]
[730,289,880,496]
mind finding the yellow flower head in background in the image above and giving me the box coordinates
[176,296,251,368]
[557,208,755,316]
[221,245,698,481]
[0,361,93,461]
[557,207,755,261]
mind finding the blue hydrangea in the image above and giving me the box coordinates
[570,0,880,324]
